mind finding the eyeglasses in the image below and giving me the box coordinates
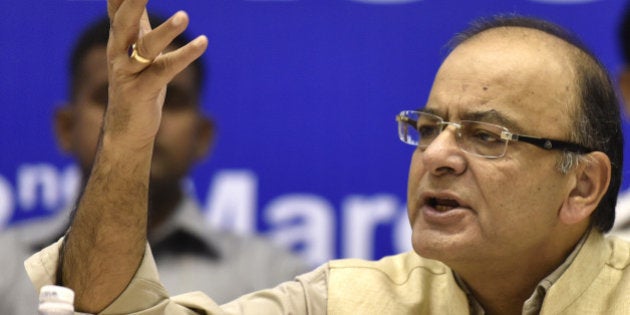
[396,110,592,159]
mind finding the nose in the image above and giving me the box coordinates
[420,125,467,176]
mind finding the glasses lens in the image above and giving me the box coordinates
[458,121,508,158]
[416,113,442,148]
[398,111,418,145]
[397,111,444,148]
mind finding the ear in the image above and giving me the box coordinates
[193,114,215,161]
[560,152,611,225]
[53,104,75,153]
[618,68,630,116]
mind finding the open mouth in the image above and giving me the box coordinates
[427,197,461,212]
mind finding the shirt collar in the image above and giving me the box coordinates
[147,194,221,259]
[453,230,590,315]
[26,190,221,259]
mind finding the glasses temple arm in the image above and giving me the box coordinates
[513,135,592,154]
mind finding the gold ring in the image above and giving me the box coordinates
[130,44,152,64]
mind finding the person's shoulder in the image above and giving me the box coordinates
[604,234,630,270]
[329,251,448,271]
[328,251,450,282]
[211,231,309,270]
[0,222,40,256]
[611,190,630,236]
[0,228,27,258]
[0,219,65,275]
[3,209,71,249]
[213,231,294,256]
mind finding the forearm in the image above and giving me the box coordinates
[57,0,207,312]
[62,133,153,313]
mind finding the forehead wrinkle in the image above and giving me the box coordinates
[420,106,528,134]
[420,107,443,117]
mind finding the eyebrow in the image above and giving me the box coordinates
[419,108,443,117]
[463,110,526,132]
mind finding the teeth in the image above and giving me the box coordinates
[438,199,459,207]
[428,198,460,212]
[435,205,452,212]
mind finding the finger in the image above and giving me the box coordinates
[107,0,124,21]
[109,0,150,57]
[140,35,208,90]
[139,9,151,37]
[130,11,190,67]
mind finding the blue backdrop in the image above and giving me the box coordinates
[1,0,627,265]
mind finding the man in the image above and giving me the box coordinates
[26,0,630,314]
[2,12,306,315]
[610,3,630,240]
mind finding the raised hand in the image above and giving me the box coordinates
[61,0,207,312]
[105,0,207,149]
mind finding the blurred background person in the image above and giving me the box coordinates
[611,2,630,240]
[0,14,307,315]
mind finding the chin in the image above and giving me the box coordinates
[410,228,473,263]
[411,237,444,260]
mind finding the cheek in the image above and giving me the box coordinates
[407,150,423,187]
[483,162,533,204]
[157,116,200,151]
[407,150,424,218]
[72,110,104,157]
[63,109,104,173]
[474,159,563,234]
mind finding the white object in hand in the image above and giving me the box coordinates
[38,285,74,315]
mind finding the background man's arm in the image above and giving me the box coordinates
[60,0,208,312]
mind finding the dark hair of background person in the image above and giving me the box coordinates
[619,4,630,64]
[68,14,206,101]
[448,15,623,232]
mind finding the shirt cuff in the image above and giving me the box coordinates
[25,238,175,314]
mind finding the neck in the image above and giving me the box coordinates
[459,265,543,315]
[147,179,183,232]
[452,230,587,315]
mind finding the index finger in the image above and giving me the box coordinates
[109,0,151,57]
[107,0,148,23]
[107,0,124,20]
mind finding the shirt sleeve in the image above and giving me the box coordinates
[24,239,329,315]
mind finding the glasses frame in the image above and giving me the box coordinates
[396,110,593,159]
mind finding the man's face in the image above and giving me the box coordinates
[57,46,213,184]
[407,29,580,267]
